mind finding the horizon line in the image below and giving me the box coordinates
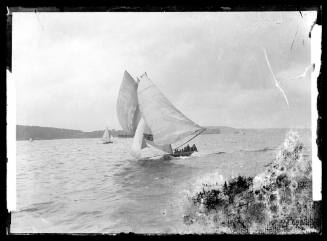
[16,124,311,133]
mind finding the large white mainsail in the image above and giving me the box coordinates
[137,73,204,146]
[116,71,173,156]
[116,71,139,134]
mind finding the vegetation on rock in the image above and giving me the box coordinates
[183,131,319,234]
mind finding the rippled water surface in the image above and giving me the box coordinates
[11,129,311,233]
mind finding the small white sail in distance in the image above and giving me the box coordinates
[137,72,205,146]
[102,127,112,143]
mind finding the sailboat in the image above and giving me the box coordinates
[116,71,205,158]
[102,127,113,144]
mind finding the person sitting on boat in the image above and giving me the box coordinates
[185,144,191,152]
[192,144,198,152]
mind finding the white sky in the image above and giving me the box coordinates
[12,11,316,131]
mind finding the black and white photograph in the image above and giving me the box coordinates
[6,9,322,234]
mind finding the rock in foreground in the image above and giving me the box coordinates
[183,131,319,234]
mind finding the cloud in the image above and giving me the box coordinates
[13,12,314,130]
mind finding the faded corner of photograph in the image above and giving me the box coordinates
[8,10,321,234]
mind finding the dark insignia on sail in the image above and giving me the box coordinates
[143,134,153,141]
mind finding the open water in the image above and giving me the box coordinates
[11,129,311,233]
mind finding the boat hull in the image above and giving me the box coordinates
[170,151,195,157]
[103,141,113,144]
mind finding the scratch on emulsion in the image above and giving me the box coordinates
[34,9,45,30]
[262,48,289,108]
[288,64,315,81]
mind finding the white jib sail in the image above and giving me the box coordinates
[131,118,146,158]
[134,103,172,152]
[137,73,203,146]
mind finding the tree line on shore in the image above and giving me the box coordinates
[16,125,132,140]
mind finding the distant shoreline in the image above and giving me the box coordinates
[16,125,130,141]
[15,125,310,141]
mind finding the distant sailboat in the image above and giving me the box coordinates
[102,127,113,144]
[117,71,205,158]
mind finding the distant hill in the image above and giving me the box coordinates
[202,126,239,134]
[16,125,130,141]
[15,125,255,140]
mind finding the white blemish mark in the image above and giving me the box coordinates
[7,6,10,16]
[309,18,317,38]
[262,48,289,108]
[287,64,314,81]
[34,9,45,30]
[41,218,50,224]
[290,25,299,50]
[276,12,283,24]
[311,24,321,201]
[7,69,16,211]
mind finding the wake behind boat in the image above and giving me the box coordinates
[116,71,205,158]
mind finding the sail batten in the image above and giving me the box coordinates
[137,73,203,146]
